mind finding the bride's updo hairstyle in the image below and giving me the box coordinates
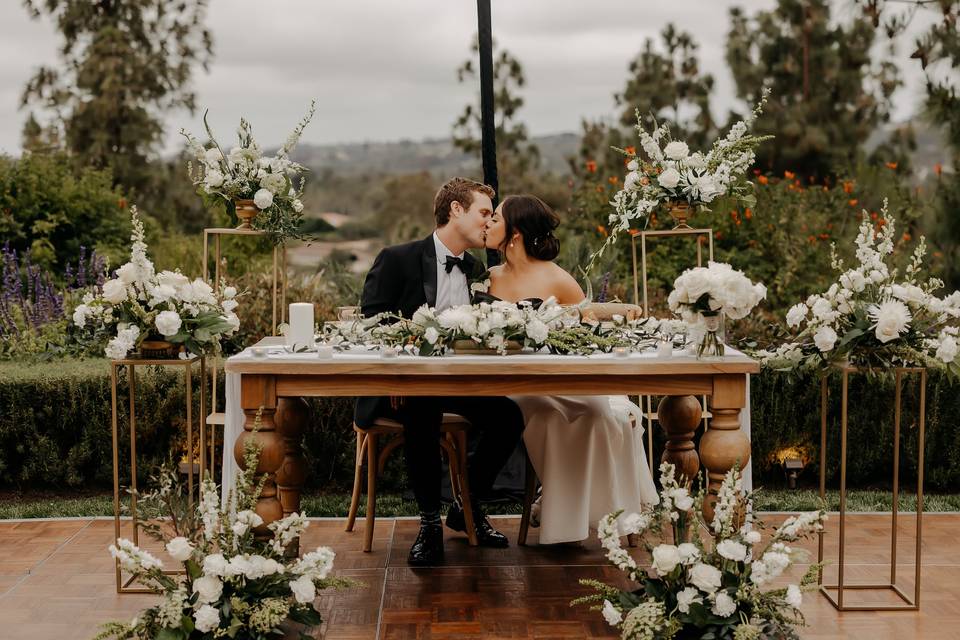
[499,195,561,261]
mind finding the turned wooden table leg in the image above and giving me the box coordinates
[236,374,284,535]
[699,374,750,523]
[275,397,309,517]
[658,395,702,484]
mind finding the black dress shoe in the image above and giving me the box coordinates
[407,523,444,566]
[446,502,510,548]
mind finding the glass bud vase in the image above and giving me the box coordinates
[695,311,725,358]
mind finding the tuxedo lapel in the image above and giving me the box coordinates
[421,235,437,308]
[462,252,486,280]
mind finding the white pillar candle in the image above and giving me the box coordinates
[613,346,630,358]
[316,344,334,359]
[657,340,674,359]
[287,302,315,349]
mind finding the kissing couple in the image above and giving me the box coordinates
[355,177,657,566]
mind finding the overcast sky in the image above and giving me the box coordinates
[0,0,936,156]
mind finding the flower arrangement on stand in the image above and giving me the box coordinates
[320,299,672,356]
[72,207,239,360]
[758,200,960,376]
[573,463,826,640]
[93,419,353,640]
[667,262,766,358]
[587,90,773,270]
[181,101,316,243]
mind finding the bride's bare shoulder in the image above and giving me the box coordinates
[546,263,585,303]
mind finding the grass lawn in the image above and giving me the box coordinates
[1,489,958,520]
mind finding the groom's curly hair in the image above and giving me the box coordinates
[434,177,495,226]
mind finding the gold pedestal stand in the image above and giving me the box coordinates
[111,355,206,593]
[817,366,926,611]
[201,228,287,483]
[631,225,714,474]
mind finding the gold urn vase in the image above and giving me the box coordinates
[667,200,692,229]
[234,198,258,230]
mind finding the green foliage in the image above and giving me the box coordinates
[0,152,130,271]
[21,0,213,194]
[453,36,541,190]
[726,0,901,177]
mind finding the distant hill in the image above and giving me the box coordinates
[290,132,580,177]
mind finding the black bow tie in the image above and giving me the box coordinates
[444,255,465,274]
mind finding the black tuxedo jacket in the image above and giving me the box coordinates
[354,234,485,426]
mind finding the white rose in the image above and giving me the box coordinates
[813,326,838,353]
[204,148,223,164]
[744,531,762,545]
[222,299,239,313]
[620,512,649,536]
[677,542,700,565]
[116,262,140,285]
[202,553,228,577]
[676,587,702,613]
[651,544,681,574]
[811,298,834,321]
[785,584,803,608]
[155,310,182,337]
[260,173,287,195]
[657,167,681,189]
[869,269,886,284]
[289,575,316,604]
[192,575,223,604]
[204,169,224,189]
[424,327,440,345]
[623,171,641,191]
[72,305,89,328]
[193,604,220,633]
[664,141,690,160]
[102,279,128,304]
[716,539,748,562]
[688,563,723,593]
[232,520,250,537]
[157,270,190,288]
[785,303,808,328]
[601,599,622,626]
[224,312,240,333]
[712,592,737,617]
[686,152,706,171]
[526,318,549,343]
[223,286,237,299]
[937,336,958,363]
[165,536,194,562]
[253,188,274,209]
[627,159,639,171]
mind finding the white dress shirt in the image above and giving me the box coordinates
[433,232,471,311]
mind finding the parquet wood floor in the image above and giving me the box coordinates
[0,513,958,639]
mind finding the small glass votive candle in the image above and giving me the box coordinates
[657,339,674,359]
[316,344,334,359]
[380,345,398,358]
[613,346,630,358]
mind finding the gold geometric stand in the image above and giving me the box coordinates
[817,366,926,611]
[630,226,714,473]
[202,228,287,483]
[110,355,206,594]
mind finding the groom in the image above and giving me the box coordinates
[355,177,525,566]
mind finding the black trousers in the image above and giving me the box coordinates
[394,396,525,514]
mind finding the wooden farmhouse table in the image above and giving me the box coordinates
[224,337,759,531]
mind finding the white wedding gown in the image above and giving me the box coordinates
[512,394,659,544]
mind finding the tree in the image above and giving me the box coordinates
[452,37,540,189]
[20,0,213,194]
[726,0,901,177]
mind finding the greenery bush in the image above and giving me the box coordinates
[2,359,956,493]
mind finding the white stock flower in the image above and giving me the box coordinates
[165,536,194,562]
[526,318,549,343]
[676,587,702,613]
[813,326,838,353]
[157,270,190,288]
[289,575,316,604]
[785,584,803,608]
[688,563,722,593]
[651,544,681,574]
[716,539,748,562]
[601,600,622,626]
[116,262,141,285]
[253,188,274,209]
[744,531,762,545]
[192,575,223,604]
[869,300,912,343]
[785,303,808,328]
[623,171,641,191]
[620,512,650,536]
[155,310,182,337]
[657,167,681,189]
[712,592,737,617]
[222,299,239,313]
[102,279,128,304]
[294,547,336,581]
[664,141,690,160]
[72,305,89,328]
[193,604,220,633]
[669,488,694,511]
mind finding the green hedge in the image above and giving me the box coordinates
[0,360,957,492]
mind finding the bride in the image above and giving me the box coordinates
[482,194,659,544]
